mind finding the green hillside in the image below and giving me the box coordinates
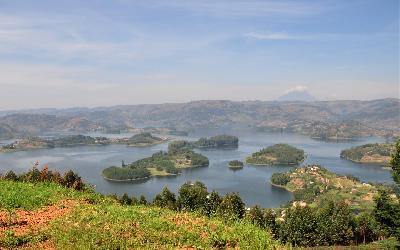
[0,179,281,249]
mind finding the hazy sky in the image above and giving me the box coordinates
[0,0,399,109]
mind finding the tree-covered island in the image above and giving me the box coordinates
[340,143,395,165]
[228,160,244,169]
[246,144,305,165]
[102,145,209,181]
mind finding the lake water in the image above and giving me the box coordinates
[0,129,392,207]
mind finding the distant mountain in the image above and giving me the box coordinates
[0,99,398,138]
[277,90,317,102]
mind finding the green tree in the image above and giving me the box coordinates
[390,140,400,185]
[177,181,208,212]
[217,193,245,220]
[279,206,319,247]
[354,212,380,244]
[119,193,132,205]
[246,205,266,228]
[316,201,354,246]
[373,189,400,241]
[153,187,177,210]
[204,191,222,217]
[139,195,147,205]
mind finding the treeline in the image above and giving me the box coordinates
[114,181,399,248]
[0,166,85,191]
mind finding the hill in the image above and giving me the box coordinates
[340,143,395,165]
[0,99,399,139]
[0,179,280,249]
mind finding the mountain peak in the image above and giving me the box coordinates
[277,87,318,102]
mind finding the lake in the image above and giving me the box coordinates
[0,129,392,207]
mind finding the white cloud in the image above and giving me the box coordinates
[284,85,309,94]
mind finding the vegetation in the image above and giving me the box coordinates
[0,171,281,249]
[270,165,392,212]
[246,144,305,165]
[340,143,395,165]
[125,132,165,146]
[1,166,399,248]
[228,160,244,169]
[390,140,400,184]
[0,133,169,153]
[102,147,209,181]
[194,135,239,149]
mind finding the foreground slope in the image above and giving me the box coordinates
[0,180,281,249]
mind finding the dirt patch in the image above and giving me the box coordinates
[0,199,79,237]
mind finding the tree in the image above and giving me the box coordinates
[390,140,400,185]
[279,206,319,247]
[354,212,380,244]
[3,170,18,181]
[139,195,147,205]
[316,201,354,246]
[204,191,222,217]
[217,193,245,220]
[119,193,132,205]
[177,181,208,212]
[153,187,177,210]
[246,205,266,228]
[373,189,400,241]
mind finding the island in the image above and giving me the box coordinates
[113,132,168,147]
[166,135,239,152]
[0,133,169,152]
[228,160,244,170]
[246,144,305,165]
[340,143,395,165]
[102,146,209,181]
[270,165,391,211]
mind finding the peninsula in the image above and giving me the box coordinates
[340,143,395,165]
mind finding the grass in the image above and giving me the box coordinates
[0,180,283,249]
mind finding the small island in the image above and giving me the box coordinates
[102,146,209,181]
[269,165,392,211]
[166,135,239,152]
[114,132,168,147]
[246,144,305,165]
[0,133,169,153]
[194,135,239,149]
[340,143,394,165]
[228,160,244,170]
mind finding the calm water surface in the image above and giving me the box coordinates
[0,129,392,207]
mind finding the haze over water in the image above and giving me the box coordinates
[0,129,392,207]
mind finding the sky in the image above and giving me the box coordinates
[0,0,399,110]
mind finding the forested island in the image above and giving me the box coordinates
[164,135,239,153]
[270,165,398,212]
[228,160,244,169]
[340,143,395,165]
[246,144,305,165]
[102,145,209,181]
[0,133,169,152]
